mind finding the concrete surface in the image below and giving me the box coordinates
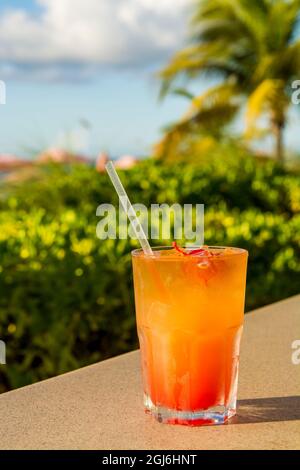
[0,295,299,450]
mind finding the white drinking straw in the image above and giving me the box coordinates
[105,161,153,256]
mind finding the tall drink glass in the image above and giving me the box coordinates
[132,246,248,426]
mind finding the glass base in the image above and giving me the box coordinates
[144,394,236,426]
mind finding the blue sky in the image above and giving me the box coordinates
[0,72,189,157]
[0,0,299,158]
[0,0,192,157]
[0,1,39,13]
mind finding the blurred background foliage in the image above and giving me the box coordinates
[0,150,299,392]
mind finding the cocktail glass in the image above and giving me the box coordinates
[132,245,248,426]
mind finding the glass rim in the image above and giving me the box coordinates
[131,245,248,259]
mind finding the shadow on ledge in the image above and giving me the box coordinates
[233,396,300,424]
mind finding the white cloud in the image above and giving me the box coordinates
[0,0,191,80]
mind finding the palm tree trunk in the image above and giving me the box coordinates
[274,122,284,163]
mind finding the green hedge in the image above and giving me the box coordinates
[0,155,299,391]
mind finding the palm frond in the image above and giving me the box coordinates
[186,81,241,120]
[192,0,268,44]
[171,88,195,101]
[267,0,300,49]
[246,79,288,129]
[280,40,300,77]
[159,42,226,82]
[159,41,249,97]
[155,80,242,160]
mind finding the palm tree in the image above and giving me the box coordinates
[159,0,300,162]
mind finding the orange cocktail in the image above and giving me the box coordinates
[132,245,248,426]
